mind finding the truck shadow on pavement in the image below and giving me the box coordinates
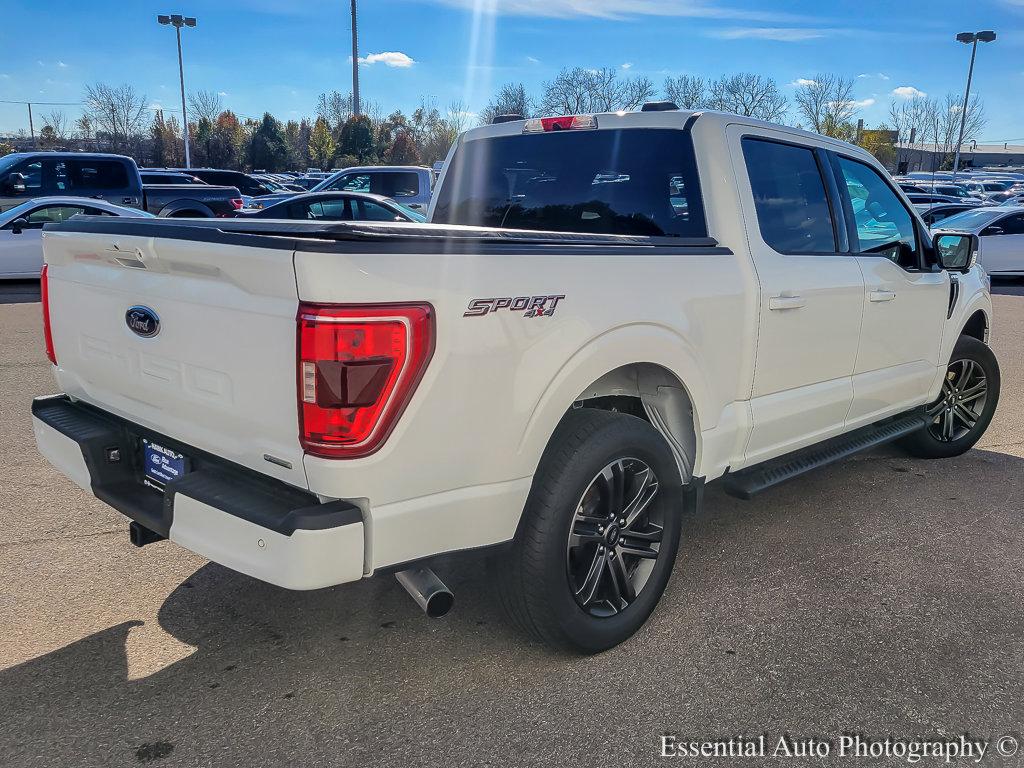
[3,446,1024,766]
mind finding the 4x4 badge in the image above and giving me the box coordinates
[464,295,565,318]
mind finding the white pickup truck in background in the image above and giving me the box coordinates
[32,106,998,653]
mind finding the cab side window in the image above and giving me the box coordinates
[326,174,370,193]
[742,138,836,254]
[835,156,918,269]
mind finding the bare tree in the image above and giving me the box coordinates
[663,75,708,109]
[83,83,148,152]
[316,91,354,132]
[917,93,986,172]
[75,114,94,147]
[479,83,533,125]
[43,111,71,142]
[794,74,857,139]
[539,67,655,115]
[188,90,223,124]
[889,96,931,170]
[447,99,471,134]
[706,73,787,121]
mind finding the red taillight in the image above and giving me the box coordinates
[40,264,57,366]
[297,303,434,458]
[229,198,244,210]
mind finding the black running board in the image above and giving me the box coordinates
[722,410,929,500]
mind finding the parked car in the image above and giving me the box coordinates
[169,168,275,198]
[33,108,995,653]
[248,166,434,211]
[960,179,1018,200]
[898,182,926,194]
[0,197,153,279]
[906,192,965,205]
[244,191,426,222]
[0,153,242,218]
[936,205,1024,276]
[914,203,979,227]
[139,171,205,185]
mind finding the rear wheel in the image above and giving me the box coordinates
[495,409,683,653]
[898,335,999,459]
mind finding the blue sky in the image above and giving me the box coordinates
[1,0,1023,141]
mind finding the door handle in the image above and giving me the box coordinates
[868,290,897,302]
[768,294,806,311]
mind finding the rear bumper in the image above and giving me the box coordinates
[31,395,364,590]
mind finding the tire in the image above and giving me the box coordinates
[898,335,1000,459]
[495,408,684,654]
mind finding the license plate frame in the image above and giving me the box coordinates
[141,438,190,491]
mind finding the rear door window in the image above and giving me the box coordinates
[432,128,707,237]
[64,159,130,191]
[326,173,371,193]
[370,172,419,198]
[742,138,836,254]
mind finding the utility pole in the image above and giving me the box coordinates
[351,0,361,116]
[27,103,36,148]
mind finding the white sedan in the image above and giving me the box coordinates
[0,197,152,279]
[935,205,1024,277]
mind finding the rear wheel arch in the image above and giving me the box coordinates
[158,201,215,218]
[564,362,699,484]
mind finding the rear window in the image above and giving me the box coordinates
[432,128,707,237]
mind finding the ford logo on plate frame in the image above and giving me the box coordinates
[125,306,160,338]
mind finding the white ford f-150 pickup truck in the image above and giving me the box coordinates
[32,106,998,653]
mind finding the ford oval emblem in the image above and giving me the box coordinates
[125,306,160,338]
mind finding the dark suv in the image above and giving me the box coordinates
[171,168,273,197]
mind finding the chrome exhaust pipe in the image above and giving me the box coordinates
[395,567,454,618]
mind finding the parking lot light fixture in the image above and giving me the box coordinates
[952,30,996,180]
[157,14,198,169]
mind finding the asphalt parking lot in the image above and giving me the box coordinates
[1,279,1023,768]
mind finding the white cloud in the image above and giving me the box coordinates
[358,51,415,68]
[526,56,540,64]
[217,91,228,97]
[852,98,876,108]
[892,85,926,99]
[857,72,889,80]
[708,27,827,41]
[790,78,817,87]
[621,62,634,69]
[428,0,808,23]
[57,61,68,68]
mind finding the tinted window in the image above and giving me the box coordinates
[290,199,351,220]
[326,173,371,193]
[433,128,706,237]
[985,214,1024,236]
[354,199,400,221]
[836,156,917,268]
[9,159,43,193]
[742,138,835,253]
[924,206,971,226]
[24,205,90,227]
[61,160,130,191]
[371,172,419,198]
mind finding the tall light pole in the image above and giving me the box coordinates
[350,0,361,116]
[157,14,197,168]
[952,30,996,179]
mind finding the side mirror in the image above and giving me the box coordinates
[3,173,26,194]
[10,217,28,235]
[934,232,977,272]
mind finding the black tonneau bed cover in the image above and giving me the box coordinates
[45,216,725,255]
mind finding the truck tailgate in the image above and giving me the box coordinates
[41,226,307,489]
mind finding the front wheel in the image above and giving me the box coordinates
[495,409,683,654]
[898,335,1000,459]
